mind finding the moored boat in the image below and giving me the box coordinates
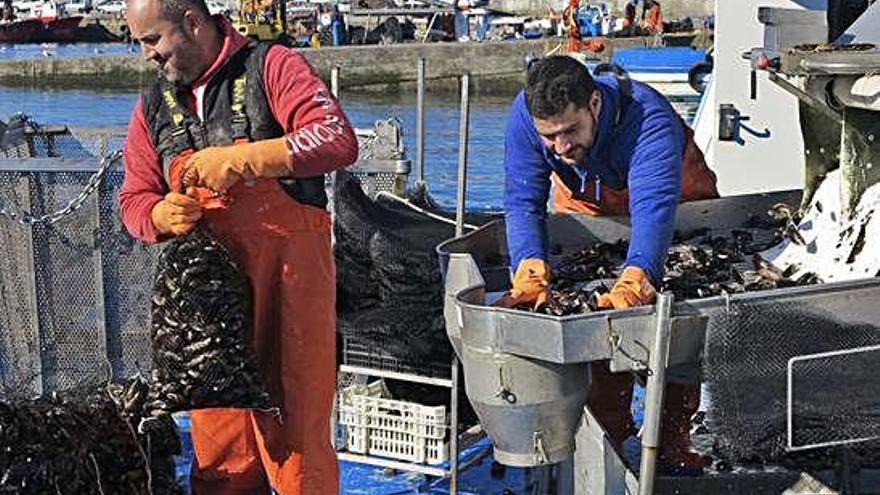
[0,18,41,43]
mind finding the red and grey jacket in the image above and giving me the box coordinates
[121,17,358,243]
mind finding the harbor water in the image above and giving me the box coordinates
[0,86,700,209]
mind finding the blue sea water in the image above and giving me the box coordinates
[0,86,698,210]
[0,42,139,60]
[0,86,514,209]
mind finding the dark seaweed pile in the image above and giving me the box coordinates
[147,228,272,421]
[0,377,181,495]
[538,222,819,316]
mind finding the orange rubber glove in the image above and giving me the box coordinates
[596,266,657,310]
[183,137,291,194]
[151,189,203,237]
[494,258,550,310]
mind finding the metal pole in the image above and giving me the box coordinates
[416,58,426,185]
[638,292,674,495]
[450,354,460,495]
[330,66,340,98]
[449,72,470,495]
[455,72,470,238]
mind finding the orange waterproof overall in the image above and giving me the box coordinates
[552,122,718,446]
[189,178,337,495]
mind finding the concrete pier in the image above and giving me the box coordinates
[0,34,701,92]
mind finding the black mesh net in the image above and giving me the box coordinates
[0,376,181,495]
[334,174,471,378]
[146,228,273,421]
[704,299,880,468]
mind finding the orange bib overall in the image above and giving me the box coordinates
[189,178,337,495]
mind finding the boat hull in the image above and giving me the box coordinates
[0,19,42,43]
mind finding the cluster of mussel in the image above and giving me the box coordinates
[145,228,273,422]
[0,377,181,494]
[538,209,820,316]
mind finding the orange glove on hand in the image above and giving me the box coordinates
[183,137,291,194]
[494,258,550,310]
[151,189,203,237]
[597,266,657,310]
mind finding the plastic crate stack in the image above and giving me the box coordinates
[338,381,448,466]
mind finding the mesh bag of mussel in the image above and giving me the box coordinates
[334,174,463,374]
[0,376,181,494]
[145,228,273,424]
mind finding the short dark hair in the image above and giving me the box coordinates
[157,0,210,23]
[525,55,595,119]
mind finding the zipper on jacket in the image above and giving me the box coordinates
[573,165,589,195]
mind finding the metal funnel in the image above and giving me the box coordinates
[443,252,588,467]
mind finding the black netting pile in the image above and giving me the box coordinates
[0,376,181,494]
[146,228,272,421]
[704,301,880,469]
[335,175,475,372]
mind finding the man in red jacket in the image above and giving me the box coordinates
[120,0,359,492]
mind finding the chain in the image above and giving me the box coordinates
[0,150,122,227]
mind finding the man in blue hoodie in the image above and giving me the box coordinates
[497,55,718,473]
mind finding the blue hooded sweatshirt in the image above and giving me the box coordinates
[503,75,685,284]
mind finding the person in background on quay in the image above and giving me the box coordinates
[2,0,16,21]
[621,0,638,35]
[642,0,663,35]
[329,3,346,46]
[454,0,470,41]
[119,0,359,491]
[496,55,718,474]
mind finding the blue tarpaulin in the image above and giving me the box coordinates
[172,385,648,494]
[612,47,707,74]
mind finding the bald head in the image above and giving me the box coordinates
[128,0,210,23]
[127,0,221,84]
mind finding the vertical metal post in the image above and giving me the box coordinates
[455,73,470,239]
[330,66,340,98]
[416,58,426,185]
[450,353,460,495]
[449,72,470,495]
[638,292,674,495]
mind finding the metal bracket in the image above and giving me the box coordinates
[768,72,844,124]
[533,431,550,465]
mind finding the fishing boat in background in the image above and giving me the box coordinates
[0,17,41,43]
[0,0,118,43]
[611,45,712,97]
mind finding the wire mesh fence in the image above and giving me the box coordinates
[0,123,156,398]
[0,118,414,399]
[788,344,880,451]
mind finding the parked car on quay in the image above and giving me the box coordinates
[95,0,124,15]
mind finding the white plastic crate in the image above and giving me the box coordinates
[338,381,449,465]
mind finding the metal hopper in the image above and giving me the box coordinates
[438,189,880,493]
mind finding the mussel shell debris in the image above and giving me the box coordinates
[0,376,181,494]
